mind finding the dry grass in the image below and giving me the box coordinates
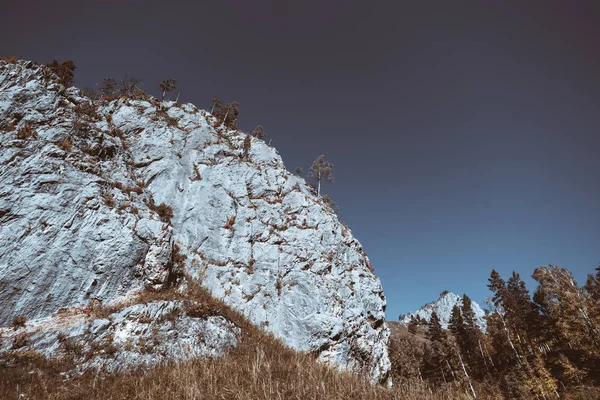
[59,138,73,152]
[147,200,174,223]
[0,332,465,400]
[0,281,469,400]
[0,351,437,400]
[16,123,38,140]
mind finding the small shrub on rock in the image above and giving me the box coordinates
[16,123,38,140]
[101,193,115,208]
[59,139,73,152]
[45,60,76,86]
[212,100,239,130]
[12,332,30,349]
[74,101,99,121]
[0,56,18,63]
[147,200,174,223]
[250,125,265,139]
[12,315,27,330]
[172,244,187,271]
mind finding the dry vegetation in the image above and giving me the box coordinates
[0,281,469,400]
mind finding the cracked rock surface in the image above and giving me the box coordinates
[0,300,239,372]
[0,60,391,382]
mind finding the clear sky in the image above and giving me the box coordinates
[2,0,599,320]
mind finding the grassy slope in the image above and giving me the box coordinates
[0,285,468,400]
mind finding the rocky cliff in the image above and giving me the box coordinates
[0,60,390,382]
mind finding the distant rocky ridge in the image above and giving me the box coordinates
[0,59,390,382]
[400,292,487,331]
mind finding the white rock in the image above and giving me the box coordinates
[0,301,239,372]
[0,59,391,383]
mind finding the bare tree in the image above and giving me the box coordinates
[212,101,239,129]
[211,98,222,114]
[101,78,118,98]
[159,78,177,103]
[100,76,145,100]
[250,125,265,139]
[118,76,144,98]
[307,155,334,196]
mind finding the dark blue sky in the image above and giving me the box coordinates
[2,0,599,319]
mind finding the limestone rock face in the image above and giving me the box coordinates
[0,59,391,382]
[0,301,239,372]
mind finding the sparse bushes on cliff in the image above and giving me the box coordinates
[0,56,18,63]
[322,194,339,213]
[211,98,239,130]
[74,101,99,121]
[45,60,76,86]
[98,76,146,100]
[101,192,116,208]
[250,125,265,139]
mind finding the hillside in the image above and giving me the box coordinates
[0,58,389,382]
[0,283,473,400]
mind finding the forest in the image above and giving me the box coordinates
[389,264,600,399]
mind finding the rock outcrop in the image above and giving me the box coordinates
[0,60,390,382]
[0,300,239,373]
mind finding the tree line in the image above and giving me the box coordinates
[394,265,600,399]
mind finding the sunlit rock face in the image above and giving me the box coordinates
[0,59,390,382]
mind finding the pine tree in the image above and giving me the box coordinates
[488,269,506,309]
[460,295,487,377]
[448,305,464,337]
[428,311,446,343]
[505,271,538,337]
[462,294,477,329]
[486,270,525,368]
[586,265,600,300]
[307,155,334,196]
[408,316,418,334]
